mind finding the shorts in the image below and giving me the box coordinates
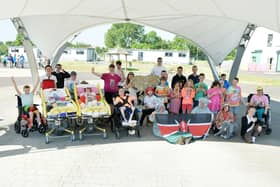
[104,92,117,104]
[182,104,193,112]
[23,105,37,114]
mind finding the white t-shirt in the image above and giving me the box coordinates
[151,66,166,77]
[144,95,157,108]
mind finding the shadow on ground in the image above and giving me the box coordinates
[0,99,279,159]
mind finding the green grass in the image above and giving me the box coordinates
[60,61,280,86]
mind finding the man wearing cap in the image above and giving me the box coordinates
[249,87,270,129]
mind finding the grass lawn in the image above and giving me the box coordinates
[61,61,280,86]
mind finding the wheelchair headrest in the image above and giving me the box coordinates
[247,93,270,103]
[76,84,99,96]
[189,113,212,123]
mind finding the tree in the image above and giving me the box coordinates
[14,33,24,46]
[225,49,236,60]
[0,42,8,56]
[69,42,91,48]
[170,36,189,50]
[105,23,144,48]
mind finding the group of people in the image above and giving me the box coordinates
[2,53,25,68]
[11,58,271,143]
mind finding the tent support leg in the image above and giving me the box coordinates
[228,24,256,83]
[229,46,246,83]
[51,42,70,67]
[207,56,219,81]
[11,18,38,85]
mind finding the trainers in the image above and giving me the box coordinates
[252,136,256,143]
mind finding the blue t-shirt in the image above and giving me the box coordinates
[21,93,34,107]
[224,80,230,89]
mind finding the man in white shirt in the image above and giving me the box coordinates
[151,57,166,77]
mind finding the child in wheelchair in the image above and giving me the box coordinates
[113,88,136,124]
[113,88,140,136]
[11,77,45,136]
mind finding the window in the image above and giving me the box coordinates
[178,53,186,58]
[76,50,84,55]
[165,52,173,57]
[267,34,273,47]
[11,49,19,53]
[63,50,71,55]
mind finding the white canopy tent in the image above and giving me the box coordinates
[2,0,280,82]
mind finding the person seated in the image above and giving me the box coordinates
[155,77,170,109]
[113,88,135,123]
[140,87,157,126]
[191,97,212,114]
[249,86,269,123]
[80,87,97,109]
[241,106,262,143]
[11,76,40,129]
[214,104,237,139]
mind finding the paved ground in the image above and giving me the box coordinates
[0,67,279,187]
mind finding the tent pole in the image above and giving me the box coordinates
[206,56,219,81]
[229,24,256,83]
[11,18,38,85]
[51,42,70,68]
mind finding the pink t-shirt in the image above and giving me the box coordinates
[250,95,269,107]
[101,73,121,93]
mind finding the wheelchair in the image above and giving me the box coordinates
[247,93,272,135]
[111,106,141,139]
[14,95,47,137]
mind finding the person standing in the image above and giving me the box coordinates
[194,73,208,107]
[188,65,199,85]
[115,60,125,87]
[151,57,166,77]
[220,73,230,89]
[51,64,71,88]
[171,66,186,89]
[207,80,223,113]
[168,82,182,114]
[226,77,246,117]
[91,64,121,105]
[19,54,25,69]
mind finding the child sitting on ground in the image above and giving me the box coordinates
[11,76,40,129]
[140,87,157,126]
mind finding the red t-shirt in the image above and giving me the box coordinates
[101,73,121,93]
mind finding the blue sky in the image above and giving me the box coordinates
[0,19,175,47]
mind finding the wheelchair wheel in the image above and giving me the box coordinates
[38,124,46,134]
[14,121,20,134]
[76,117,83,126]
[21,129,29,138]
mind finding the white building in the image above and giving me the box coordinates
[61,48,96,62]
[8,46,97,62]
[105,48,190,64]
[241,27,280,72]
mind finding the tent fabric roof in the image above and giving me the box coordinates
[2,0,280,65]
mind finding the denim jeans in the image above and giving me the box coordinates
[230,106,239,116]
